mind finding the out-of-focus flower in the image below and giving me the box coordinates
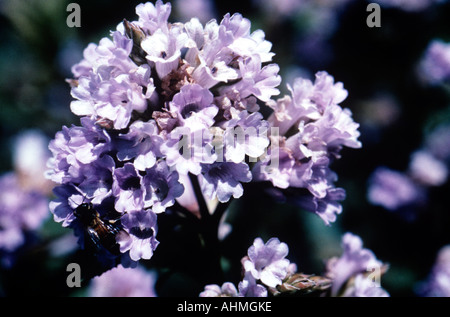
[89,265,157,297]
[425,124,450,162]
[0,172,49,255]
[13,129,53,194]
[419,39,450,84]
[254,72,361,225]
[418,245,450,297]
[341,274,390,297]
[174,0,216,24]
[367,167,426,211]
[325,233,389,297]
[409,150,448,186]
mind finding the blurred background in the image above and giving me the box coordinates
[1,0,450,297]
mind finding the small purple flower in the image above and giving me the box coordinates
[49,184,82,227]
[141,27,188,79]
[169,83,218,129]
[116,120,163,171]
[199,282,239,297]
[162,126,216,175]
[238,271,268,297]
[71,31,135,78]
[118,210,159,261]
[252,144,295,189]
[341,274,390,297]
[222,109,270,163]
[326,233,384,296]
[142,161,184,213]
[112,163,145,213]
[199,161,252,203]
[292,187,346,226]
[135,0,172,34]
[46,117,112,185]
[89,265,157,297]
[367,167,426,211]
[71,71,154,130]
[243,237,290,288]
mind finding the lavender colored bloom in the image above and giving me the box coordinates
[169,83,218,129]
[71,69,154,130]
[142,160,184,213]
[252,144,295,189]
[46,117,113,185]
[199,282,238,297]
[238,271,268,297]
[199,161,252,203]
[220,56,281,103]
[112,163,145,213]
[0,173,49,252]
[326,233,386,296]
[243,237,290,288]
[341,274,390,297]
[142,27,189,79]
[135,0,172,34]
[162,126,216,175]
[293,187,346,226]
[118,210,159,261]
[47,1,362,276]
[71,31,135,78]
[367,167,426,211]
[419,245,450,297]
[89,265,157,297]
[116,120,163,171]
[222,109,269,163]
[49,184,83,227]
[419,39,450,84]
[409,150,448,186]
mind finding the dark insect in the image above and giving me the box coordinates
[73,202,125,256]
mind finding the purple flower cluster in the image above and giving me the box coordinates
[47,1,361,265]
[200,234,389,297]
[200,237,291,297]
[253,72,361,225]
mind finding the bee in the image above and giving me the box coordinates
[73,201,126,256]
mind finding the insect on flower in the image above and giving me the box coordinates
[73,200,127,256]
